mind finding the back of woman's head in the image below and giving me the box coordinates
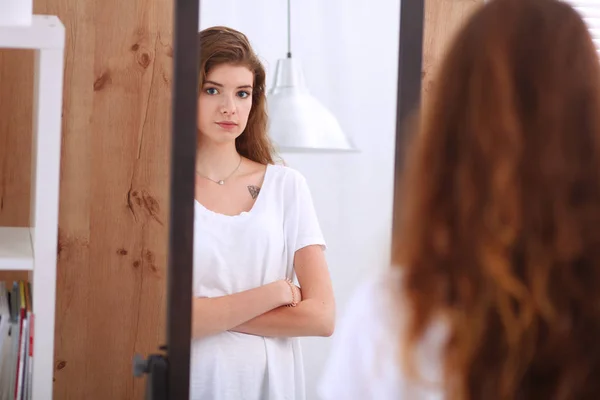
[198,26,275,164]
[396,0,600,398]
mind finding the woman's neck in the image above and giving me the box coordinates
[195,141,242,181]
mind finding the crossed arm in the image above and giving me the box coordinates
[192,245,335,339]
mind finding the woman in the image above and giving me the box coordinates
[190,26,335,400]
[319,0,600,399]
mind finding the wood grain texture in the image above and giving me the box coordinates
[0,0,173,397]
[422,0,482,105]
[0,49,33,283]
[50,0,173,398]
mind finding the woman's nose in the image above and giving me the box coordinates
[220,95,236,115]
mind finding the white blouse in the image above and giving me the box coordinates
[190,164,326,400]
[318,269,445,400]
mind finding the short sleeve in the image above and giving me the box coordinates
[286,170,326,253]
[318,271,445,400]
[317,275,403,399]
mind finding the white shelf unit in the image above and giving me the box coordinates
[0,15,65,400]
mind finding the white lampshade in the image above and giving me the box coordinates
[267,58,355,152]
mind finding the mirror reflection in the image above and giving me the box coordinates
[190,1,399,399]
[191,25,334,399]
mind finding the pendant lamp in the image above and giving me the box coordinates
[267,0,355,152]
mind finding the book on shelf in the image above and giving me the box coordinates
[0,280,34,400]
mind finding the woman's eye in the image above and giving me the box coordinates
[238,91,251,99]
[205,88,218,95]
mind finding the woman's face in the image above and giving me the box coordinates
[197,63,254,145]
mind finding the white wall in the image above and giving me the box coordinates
[199,1,400,398]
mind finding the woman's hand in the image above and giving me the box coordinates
[280,279,302,307]
[192,280,298,338]
[230,246,335,338]
[230,246,334,337]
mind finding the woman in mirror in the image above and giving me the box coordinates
[319,0,600,398]
[190,26,335,400]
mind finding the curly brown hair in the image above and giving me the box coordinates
[198,26,275,164]
[394,0,600,399]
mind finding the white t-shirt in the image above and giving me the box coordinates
[318,269,445,400]
[190,164,326,400]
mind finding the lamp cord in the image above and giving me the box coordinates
[287,0,292,58]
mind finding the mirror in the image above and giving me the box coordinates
[188,1,401,398]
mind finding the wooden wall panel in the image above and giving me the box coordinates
[0,0,172,398]
[0,49,34,283]
[48,0,173,398]
[422,0,482,105]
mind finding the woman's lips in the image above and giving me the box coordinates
[216,122,237,130]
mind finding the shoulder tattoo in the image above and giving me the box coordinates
[248,185,261,200]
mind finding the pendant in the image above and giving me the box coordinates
[218,180,225,185]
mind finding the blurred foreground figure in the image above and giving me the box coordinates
[319,0,600,398]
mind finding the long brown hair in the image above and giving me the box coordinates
[198,26,275,164]
[395,0,600,398]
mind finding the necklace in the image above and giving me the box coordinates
[196,155,242,185]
